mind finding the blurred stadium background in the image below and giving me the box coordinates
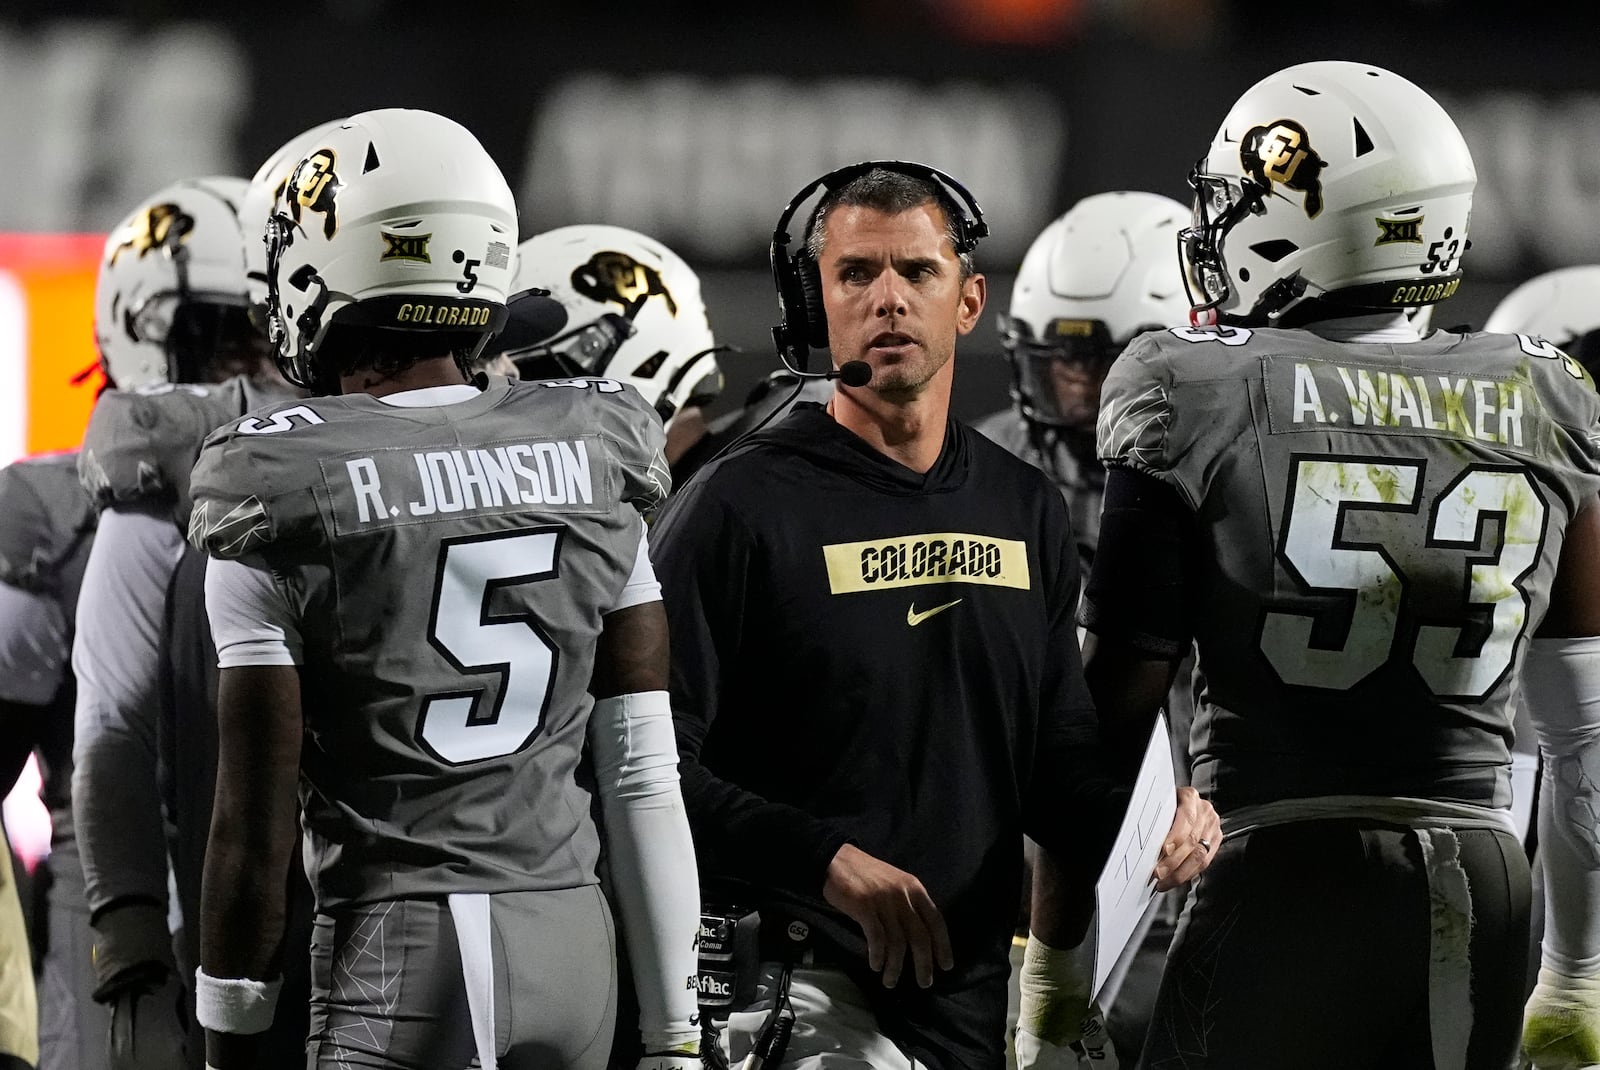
[0,1,1595,468]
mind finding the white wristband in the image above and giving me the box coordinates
[194,968,282,1035]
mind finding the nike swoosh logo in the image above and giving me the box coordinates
[907,598,963,626]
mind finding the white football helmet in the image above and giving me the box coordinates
[1485,267,1600,371]
[265,108,518,392]
[1000,191,1188,431]
[508,225,723,421]
[1181,61,1475,325]
[94,176,257,391]
[241,119,346,315]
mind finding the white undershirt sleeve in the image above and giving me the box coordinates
[204,556,302,668]
[0,582,70,706]
[587,691,700,1053]
[70,504,187,913]
[1524,634,1600,977]
[609,522,661,614]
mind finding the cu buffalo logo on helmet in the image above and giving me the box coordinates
[572,251,678,318]
[107,203,195,265]
[1240,119,1327,219]
[286,149,341,239]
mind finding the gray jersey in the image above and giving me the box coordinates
[0,451,96,825]
[1098,325,1600,812]
[79,376,290,527]
[189,376,670,909]
[0,451,96,598]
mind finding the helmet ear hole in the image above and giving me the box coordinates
[1353,117,1375,157]
[1249,240,1299,263]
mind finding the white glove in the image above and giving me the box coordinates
[1523,967,1600,1070]
[636,1053,725,1070]
[1014,1007,1119,1069]
[1015,933,1120,1070]
[107,967,189,1070]
[637,1033,729,1070]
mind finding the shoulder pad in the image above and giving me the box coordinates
[1098,326,1269,491]
[1502,332,1600,488]
[0,453,96,593]
[77,378,270,521]
[523,377,670,513]
[1097,333,1179,475]
[187,396,328,560]
[1510,332,1600,425]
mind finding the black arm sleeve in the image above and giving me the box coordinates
[1078,465,1196,657]
[1023,493,1128,877]
[651,480,852,898]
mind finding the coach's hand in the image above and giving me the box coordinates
[1153,786,1222,891]
[824,843,954,989]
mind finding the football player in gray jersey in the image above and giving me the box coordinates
[149,122,347,1070]
[69,175,288,1070]
[0,450,98,1070]
[189,109,706,1070]
[984,193,1190,1070]
[1078,62,1600,1069]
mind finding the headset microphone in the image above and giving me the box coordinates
[834,360,872,387]
[772,351,873,388]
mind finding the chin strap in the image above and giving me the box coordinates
[1188,307,1218,328]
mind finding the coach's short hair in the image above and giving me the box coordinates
[805,168,975,279]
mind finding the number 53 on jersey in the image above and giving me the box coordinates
[1261,456,1547,700]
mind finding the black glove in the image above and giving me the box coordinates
[90,902,189,1070]
[107,969,188,1070]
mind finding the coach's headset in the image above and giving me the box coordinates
[769,159,990,376]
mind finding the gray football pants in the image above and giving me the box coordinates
[36,848,110,1070]
[306,885,617,1070]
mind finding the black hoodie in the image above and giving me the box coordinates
[652,403,1123,1069]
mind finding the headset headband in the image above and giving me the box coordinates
[771,159,990,255]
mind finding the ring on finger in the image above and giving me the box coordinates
[1198,837,1214,852]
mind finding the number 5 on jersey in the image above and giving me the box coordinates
[1261,456,1546,699]
[417,529,562,764]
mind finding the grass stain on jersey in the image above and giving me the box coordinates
[1370,464,1407,505]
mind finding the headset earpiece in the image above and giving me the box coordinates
[794,249,829,350]
[769,239,811,371]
